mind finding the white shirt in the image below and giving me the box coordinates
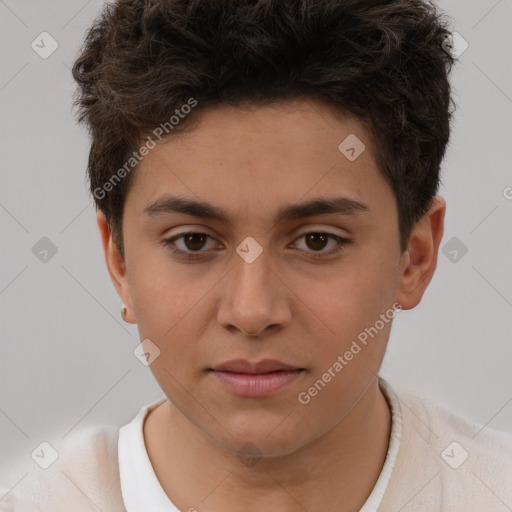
[2,376,511,511]
[118,376,403,512]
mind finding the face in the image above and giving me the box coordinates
[100,98,442,458]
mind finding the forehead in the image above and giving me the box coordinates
[125,98,394,224]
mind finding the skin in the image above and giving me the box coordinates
[97,97,445,511]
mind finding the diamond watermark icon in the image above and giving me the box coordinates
[338,134,365,161]
[134,338,161,366]
[441,441,468,469]
[236,237,263,264]
[31,31,59,59]
[237,442,263,467]
[31,441,59,469]
[32,237,58,263]
[442,236,468,263]
[441,32,468,59]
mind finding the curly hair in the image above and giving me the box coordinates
[72,0,456,258]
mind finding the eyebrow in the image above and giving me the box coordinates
[143,195,370,223]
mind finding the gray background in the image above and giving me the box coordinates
[1,0,511,481]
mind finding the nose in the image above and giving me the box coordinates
[216,247,292,338]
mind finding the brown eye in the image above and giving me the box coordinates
[294,232,352,260]
[162,231,351,261]
[304,233,330,251]
[162,232,217,258]
[181,233,208,251]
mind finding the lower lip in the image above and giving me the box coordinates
[211,370,303,397]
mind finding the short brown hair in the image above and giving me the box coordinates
[72,0,456,258]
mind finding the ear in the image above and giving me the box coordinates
[396,196,446,310]
[96,210,136,323]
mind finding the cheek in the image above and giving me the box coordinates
[128,251,205,329]
[126,255,224,366]
[311,255,398,334]
[299,251,399,380]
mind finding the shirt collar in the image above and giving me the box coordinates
[118,376,402,512]
[118,394,179,512]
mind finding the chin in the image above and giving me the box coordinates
[208,417,317,461]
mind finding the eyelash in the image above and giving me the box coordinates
[161,232,352,260]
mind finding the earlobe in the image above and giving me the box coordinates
[95,210,136,323]
[396,196,446,310]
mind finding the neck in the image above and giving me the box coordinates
[144,378,391,512]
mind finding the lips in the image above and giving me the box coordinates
[211,358,301,374]
[210,359,305,397]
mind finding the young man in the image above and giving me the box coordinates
[1,0,511,511]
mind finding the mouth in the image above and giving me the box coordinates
[211,358,304,373]
[209,359,305,397]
